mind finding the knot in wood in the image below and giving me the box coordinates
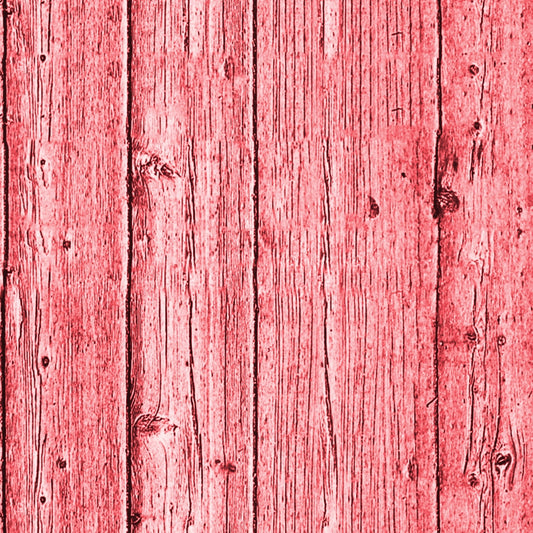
[465,327,477,343]
[495,452,512,475]
[468,472,479,487]
[436,188,460,215]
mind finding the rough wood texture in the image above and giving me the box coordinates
[129,0,253,530]
[4,1,128,530]
[437,0,533,531]
[0,12,4,533]
[256,0,440,530]
[1,0,533,531]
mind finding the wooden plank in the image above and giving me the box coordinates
[437,0,533,530]
[0,9,4,533]
[256,0,439,530]
[4,1,128,530]
[129,0,253,530]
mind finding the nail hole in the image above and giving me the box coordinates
[223,58,234,79]
[473,121,482,130]
[469,64,480,75]
[41,356,50,367]
[497,335,506,346]
[57,458,67,469]
[40,54,46,62]
[407,459,416,480]
[40,159,46,166]
[40,496,46,504]
[369,196,380,218]
[63,240,71,250]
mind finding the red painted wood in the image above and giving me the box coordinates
[255,0,439,530]
[129,0,253,530]
[437,0,533,530]
[2,0,533,530]
[4,1,128,530]
[0,13,4,533]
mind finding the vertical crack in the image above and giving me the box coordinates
[1,0,9,529]
[251,0,259,527]
[433,0,443,218]
[433,0,443,531]
[125,0,133,530]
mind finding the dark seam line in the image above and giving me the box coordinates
[251,0,259,528]
[125,0,133,530]
[1,0,8,529]
[433,0,443,530]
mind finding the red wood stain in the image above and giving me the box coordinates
[3,0,127,530]
[0,0,532,531]
[129,0,253,530]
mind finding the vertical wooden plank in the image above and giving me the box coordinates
[4,0,128,530]
[129,0,253,530]
[0,6,5,532]
[438,0,533,530]
[256,0,440,530]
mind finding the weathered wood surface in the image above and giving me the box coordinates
[437,0,533,531]
[255,0,439,530]
[129,0,253,531]
[0,0,532,531]
[0,11,4,533]
[3,0,128,531]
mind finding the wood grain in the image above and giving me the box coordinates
[437,0,533,530]
[129,0,254,530]
[255,0,440,530]
[0,9,4,533]
[1,0,533,530]
[4,1,128,530]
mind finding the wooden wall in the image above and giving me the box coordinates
[1,0,532,530]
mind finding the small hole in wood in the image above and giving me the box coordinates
[369,196,380,218]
